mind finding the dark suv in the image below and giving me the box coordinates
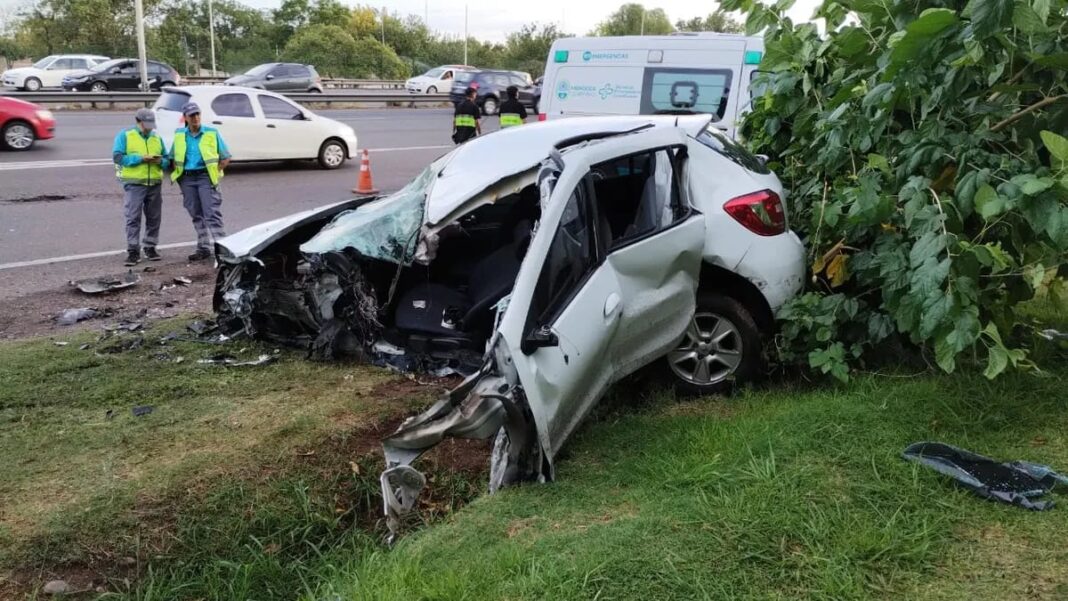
[450,70,536,116]
[62,59,180,92]
[224,63,323,93]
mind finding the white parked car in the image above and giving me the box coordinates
[406,65,475,94]
[2,54,110,91]
[207,115,805,534]
[151,85,357,169]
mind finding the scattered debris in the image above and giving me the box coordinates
[70,271,140,295]
[97,336,145,354]
[174,276,193,286]
[53,341,69,347]
[1040,329,1068,342]
[55,307,102,326]
[42,580,72,595]
[159,332,180,345]
[903,441,1068,510]
[79,343,91,351]
[197,353,277,367]
[152,352,184,363]
[143,266,157,273]
[104,320,144,333]
[119,556,137,567]
[187,320,218,336]
[106,409,114,420]
[132,405,154,417]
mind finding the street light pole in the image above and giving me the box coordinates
[134,0,149,91]
[208,0,217,77]
[640,9,646,35]
[463,4,468,65]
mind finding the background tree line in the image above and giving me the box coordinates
[0,0,740,79]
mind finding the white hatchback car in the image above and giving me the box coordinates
[151,85,358,169]
[2,54,110,91]
[405,65,474,94]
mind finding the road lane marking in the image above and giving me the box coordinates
[0,145,450,171]
[0,241,196,271]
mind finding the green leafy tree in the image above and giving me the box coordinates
[270,0,309,48]
[503,23,567,77]
[155,0,273,74]
[593,3,673,36]
[721,0,1068,380]
[283,23,409,78]
[675,10,743,33]
[308,0,349,26]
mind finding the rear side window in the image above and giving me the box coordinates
[212,93,255,118]
[591,148,689,248]
[696,125,770,174]
[156,90,191,112]
[640,68,732,119]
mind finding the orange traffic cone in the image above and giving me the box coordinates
[352,149,379,196]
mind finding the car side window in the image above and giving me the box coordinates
[212,93,255,118]
[442,70,453,80]
[258,95,303,120]
[51,58,74,70]
[494,74,510,88]
[119,62,139,74]
[70,58,88,70]
[510,75,527,88]
[590,148,688,249]
[528,184,598,326]
[270,65,289,78]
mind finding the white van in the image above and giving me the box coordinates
[539,33,764,138]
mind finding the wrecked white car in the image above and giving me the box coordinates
[211,115,804,535]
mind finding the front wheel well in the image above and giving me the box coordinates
[322,136,348,155]
[698,263,776,337]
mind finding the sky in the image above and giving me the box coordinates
[0,0,824,42]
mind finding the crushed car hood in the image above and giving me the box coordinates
[215,198,370,260]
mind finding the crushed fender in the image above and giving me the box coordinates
[903,441,1068,510]
[70,271,140,294]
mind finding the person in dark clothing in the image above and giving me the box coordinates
[498,85,528,128]
[452,87,481,144]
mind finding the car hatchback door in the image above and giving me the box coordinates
[496,127,705,463]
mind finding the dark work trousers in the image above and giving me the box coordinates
[123,183,162,252]
[179,171,225,252]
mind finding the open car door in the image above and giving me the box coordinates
[379,126,706,539]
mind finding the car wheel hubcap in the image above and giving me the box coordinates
[5,124,33,149]
[668,312,743,385]
[92,83,105,91]
[27,80,39,91]
[324,145,344,166]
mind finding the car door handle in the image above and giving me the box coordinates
[212,120,223,125]
[266,124,276,128]
[604,293,621,318]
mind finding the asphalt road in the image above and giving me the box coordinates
[0,108,503,298]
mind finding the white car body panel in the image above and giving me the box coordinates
[2,55,109,89]
[151,86,358,162]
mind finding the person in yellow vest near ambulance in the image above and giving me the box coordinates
[498,85,528,129]
[169,102,232,262]
[451,87,481,145]
[112,108,169,266]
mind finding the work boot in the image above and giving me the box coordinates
[124,250,140,266]
[144,247,161,261]
[187,249,212,262]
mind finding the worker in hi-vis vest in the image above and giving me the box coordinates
[452,87,482,144]
[498,85,528,129]
[112,108,169,266]
[169,101,232,262]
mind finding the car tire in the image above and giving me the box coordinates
[24,77,42,92]
[426,86,437,94]
[533,98,540,115]
[317,138,347,169]
[482,96,498,116]
[2,120,36,151]
[91,81,108,92]
[663,292,763,396]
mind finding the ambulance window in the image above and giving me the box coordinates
[640,68,732,120]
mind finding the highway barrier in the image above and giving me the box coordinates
[1,90,450,109]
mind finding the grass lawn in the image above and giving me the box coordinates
[1,313,1066,600]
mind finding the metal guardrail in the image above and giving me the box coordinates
[183,76,406,90]
[2,91,450,107]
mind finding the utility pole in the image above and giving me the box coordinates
[463,4,468,65]
[424,0,428,26]
[640,8,646,35]
[381,6,386,44]
[208,0,217,76]
[134,0,149,91]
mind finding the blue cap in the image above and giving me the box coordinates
[182,102,201,116]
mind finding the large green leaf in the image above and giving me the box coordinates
[1033,53,1068,70]
[964,0,1015,37]
[974,184,1007,219]
[1033,0,1050,21]
[1041,130,1068,171]
[889,9,959,66]
[1012,1,1047,33]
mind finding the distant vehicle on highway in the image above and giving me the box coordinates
[61,59,180,92]
[224,63,324,93]
[2,54,110,91]
[540,33,766,138]
[450,70,537,116]
[517,76,543,114]
[152,86,357,169]
[0,96,55,151]
[406,65,476,95]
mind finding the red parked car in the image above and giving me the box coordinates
[1,96,55,151]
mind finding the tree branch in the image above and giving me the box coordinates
[990,94,1068,133]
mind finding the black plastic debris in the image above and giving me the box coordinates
[903,442,1068,510]
[105,409,114,420]
[56,307,100,326]
[97,336,145,354]
[132,405,154,417]
[70,271,140,295]
[104,320,144,333]
[187,320,218,336]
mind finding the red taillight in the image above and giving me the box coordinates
[723,190,786,236]
[538,113,547,122]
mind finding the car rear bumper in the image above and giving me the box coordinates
[731,230,806,312]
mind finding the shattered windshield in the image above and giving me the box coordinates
[299,165,436,264]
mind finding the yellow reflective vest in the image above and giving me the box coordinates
[117,129,165,186]
[172,129,223,186]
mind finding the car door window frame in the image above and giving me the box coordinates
[212,93,256,118]
[257,94,303,120]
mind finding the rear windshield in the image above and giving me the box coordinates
[695,124,769,174]
[156,90,191,112]
[455,72,475,83]
[641,68,732,117]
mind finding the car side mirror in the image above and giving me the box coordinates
[266,74,275,80]
[521,325,558,355]
[756,154,769,166]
